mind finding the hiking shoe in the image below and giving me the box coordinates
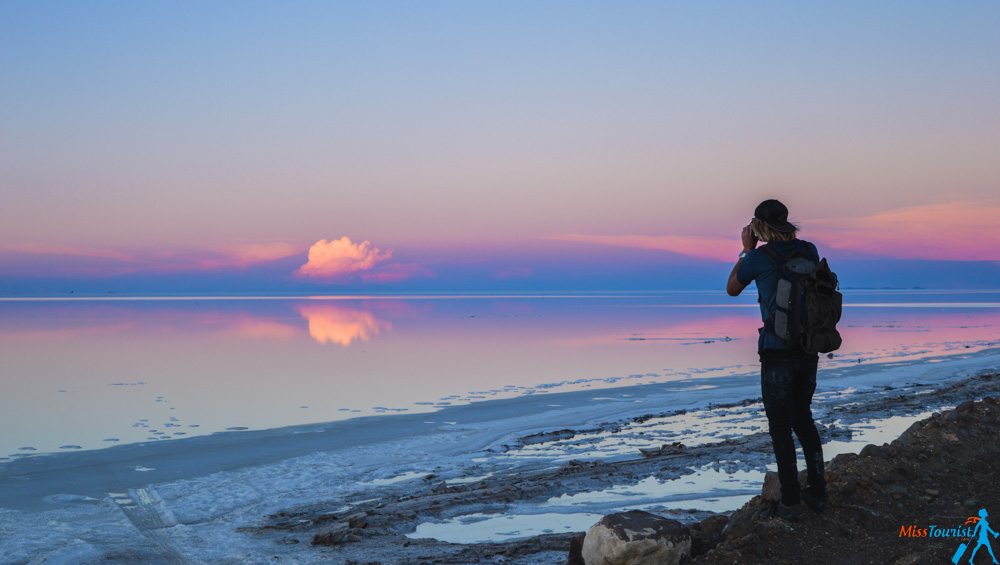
[801,486,828,513]
[774,501,803,521]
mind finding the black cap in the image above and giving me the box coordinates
[754,199,796,233]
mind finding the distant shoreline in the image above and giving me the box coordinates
[3,288,1000,301]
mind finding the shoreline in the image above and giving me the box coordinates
[249,369,1000,564]
[3,347,999,512]
[2,349,999,563]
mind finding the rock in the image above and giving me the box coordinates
[829,452,857,470]
[761,471,782,503]
[956,400,976,415]
[887,484,906,496]
[521,428,576,446]
[312,522,350,546]
[859,444,880,457]
[567,533,586,565]
[344,511,368,529]
[892,550,938,565]
[689,514,728,556]
[639,441,686,457]
[581,510,691,565]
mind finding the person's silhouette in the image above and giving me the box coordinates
[969,508,1000,564]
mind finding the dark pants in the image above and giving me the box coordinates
[760,350,825,505]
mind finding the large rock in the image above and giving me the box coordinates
[581,510,691,565]
[760,470,781,503]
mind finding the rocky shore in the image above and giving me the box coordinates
[248,371,1000,564]
[686,392,1000,564]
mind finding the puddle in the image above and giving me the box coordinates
[823,410,940,458]
[503,404,765,461]
[544,465,763,513]
[408,465,762,544]
[411,408,950,544]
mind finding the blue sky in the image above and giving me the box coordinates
[1,1,999,293]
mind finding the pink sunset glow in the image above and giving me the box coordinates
[193,243,301,269]
[545,200,1000,264]
[548,234,736,262]
[0,242,300,276]
[807,202,1000,261]
[361,263,433,284]
[0,244,135,262]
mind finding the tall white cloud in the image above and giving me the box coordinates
[295,236,392,279]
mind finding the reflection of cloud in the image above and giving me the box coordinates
[0,306,301,341]
[295,237,392,279]
[808,201,1000,261]
[297,304,391,346]
[548,233,734,262]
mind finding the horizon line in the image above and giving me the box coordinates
[2,288,1000,302]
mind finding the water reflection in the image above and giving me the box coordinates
[0,294,997,456]
[226,315,299,340]
[297,304,391,346]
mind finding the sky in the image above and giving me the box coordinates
[1,1,999,293]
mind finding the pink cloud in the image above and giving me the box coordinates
[548,200,1000,263]
[295,236,392,279]
[807,201,1000,261]
[0,241,303,276]
[548,233,735,262]
[192,243,300,270]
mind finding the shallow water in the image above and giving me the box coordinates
[1,291,997,458]
[404,408,956,543]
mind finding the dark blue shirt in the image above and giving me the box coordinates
[737,239,819,352]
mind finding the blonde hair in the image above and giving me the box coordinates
[752,217,797,242]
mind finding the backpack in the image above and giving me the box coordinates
[760,242,843,354]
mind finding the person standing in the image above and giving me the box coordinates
[726,199,828,518]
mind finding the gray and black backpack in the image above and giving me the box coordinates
[760,243,843,354]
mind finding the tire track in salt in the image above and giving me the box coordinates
[110,487,198,565]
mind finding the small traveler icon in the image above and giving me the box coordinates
[956,508,1000,564]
